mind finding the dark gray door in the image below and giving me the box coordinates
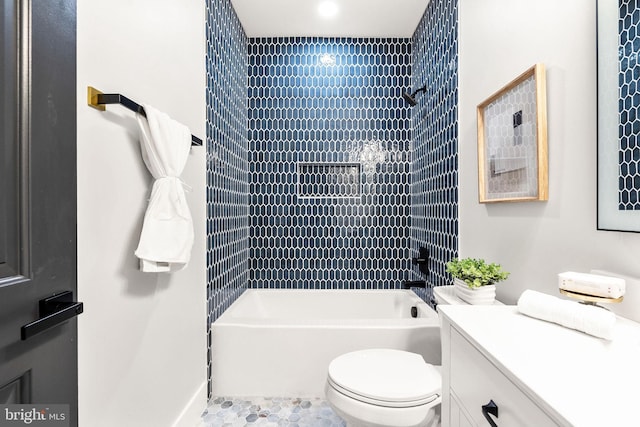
[1,0,78,425]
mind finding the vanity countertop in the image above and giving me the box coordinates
[439,305,640,427]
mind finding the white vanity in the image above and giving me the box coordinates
[439,305,640,427]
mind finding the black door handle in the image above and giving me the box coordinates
[21,291,83,340]
[482,399,499,427]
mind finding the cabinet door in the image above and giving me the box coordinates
[450,393,474,427]
[450,329,559,427]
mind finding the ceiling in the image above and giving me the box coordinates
[230,0,431,38]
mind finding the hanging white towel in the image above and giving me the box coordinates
[135,104,193,272]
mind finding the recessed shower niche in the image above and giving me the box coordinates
[297,163,361,199]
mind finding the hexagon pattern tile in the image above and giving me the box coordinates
[202,397,345,427]
[481,75,538,200]
[619,1,640,210]
[410,0,458,297]
[205,0,459,401]
[247,37,414,290]
[206,0,248,398]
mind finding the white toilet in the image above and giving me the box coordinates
[325,348,441,427]
[325,286,496,426]
[324,286,467,427]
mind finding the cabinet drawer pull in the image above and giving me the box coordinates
[482,400,499,427]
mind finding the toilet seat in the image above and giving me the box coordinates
[327,349,441,408]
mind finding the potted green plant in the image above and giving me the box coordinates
[445,257,509,305]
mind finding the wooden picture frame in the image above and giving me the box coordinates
[477,63,548,203]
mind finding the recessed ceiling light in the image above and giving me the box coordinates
[318,1,339,19]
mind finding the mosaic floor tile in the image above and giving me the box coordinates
[201,397,346,427]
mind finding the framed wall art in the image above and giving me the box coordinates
[477,63,548,203]
[597,0,640,232]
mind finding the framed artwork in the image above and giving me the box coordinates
[477,63,548,203]
[597,0,640,232]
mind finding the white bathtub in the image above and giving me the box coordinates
[211,289,441,398]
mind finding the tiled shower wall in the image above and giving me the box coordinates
[618,1,640,210]
[205,0,248,397]
[205,0,459,396]
[247,37,413,290]
[409,0,459,292]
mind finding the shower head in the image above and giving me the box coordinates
[403,85,426,107]
[402,92,418,106]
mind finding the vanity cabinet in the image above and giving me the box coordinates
[439,305,640,427]
[448,328,558,426]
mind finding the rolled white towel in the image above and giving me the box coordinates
[517,290,616,340]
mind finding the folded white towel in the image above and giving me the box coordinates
[517,290,616,340]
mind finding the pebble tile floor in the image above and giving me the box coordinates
[201,397,346,427]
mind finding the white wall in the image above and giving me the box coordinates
[459,0,640,304]
[77,1,207,426]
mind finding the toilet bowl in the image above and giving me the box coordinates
[325,348,441,427]
[325,286,492,426]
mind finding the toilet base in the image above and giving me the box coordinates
[325,383,441,427]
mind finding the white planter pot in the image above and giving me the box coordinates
[453,278,496,305]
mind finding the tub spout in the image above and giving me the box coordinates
[402,280,427,289]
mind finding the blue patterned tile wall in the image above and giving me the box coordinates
[205,0,248,398]
[409,0,459,299]
[247,38,413,290]
[619,1,640,210]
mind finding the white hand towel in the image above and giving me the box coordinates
[135,104,193,272]
[517,290,616,340]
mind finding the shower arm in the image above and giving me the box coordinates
[411,86,426,97]
[403,85,427,106]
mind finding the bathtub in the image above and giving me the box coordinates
[210,289,441,398]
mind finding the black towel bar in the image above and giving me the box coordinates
[87,86,203,146]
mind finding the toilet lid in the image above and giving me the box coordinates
[327,349,441,408]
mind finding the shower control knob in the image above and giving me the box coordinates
[411,246,429,275]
